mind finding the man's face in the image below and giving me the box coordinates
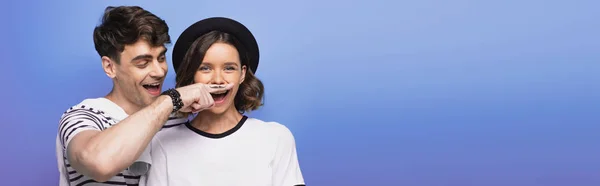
[108,40,168,109]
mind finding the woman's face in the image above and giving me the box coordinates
[194,42,246,114]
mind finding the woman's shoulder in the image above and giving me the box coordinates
[245,117,295,138]
[152,123,191,143]
[246,118,299,151]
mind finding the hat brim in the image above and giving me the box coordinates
[172,17,259,74]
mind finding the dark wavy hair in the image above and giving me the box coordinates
[175,30,264,113]
[93,6,171,63]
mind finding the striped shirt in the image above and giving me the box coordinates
[56,97,186,186]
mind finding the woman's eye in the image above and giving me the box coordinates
[199,66,210,71]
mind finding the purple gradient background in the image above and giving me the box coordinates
[1,0,599,185]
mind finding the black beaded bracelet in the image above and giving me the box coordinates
[161,88,183,113]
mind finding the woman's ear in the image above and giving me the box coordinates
[240,65,247,84]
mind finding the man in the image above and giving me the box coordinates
[56,6,233,185]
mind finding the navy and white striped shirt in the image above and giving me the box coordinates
[56,97,186,186]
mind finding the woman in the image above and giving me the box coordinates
[139,17,306,186]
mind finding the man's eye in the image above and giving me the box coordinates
[137,61,149,67]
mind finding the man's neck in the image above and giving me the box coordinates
[105,88,142,115]
[192,108,243,134]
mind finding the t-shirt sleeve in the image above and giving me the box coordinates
[140,138,169,186]
[271,124,305,186]
[128,143,152,176]
[58,106,105,151]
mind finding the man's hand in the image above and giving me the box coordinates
[176,83,234,113]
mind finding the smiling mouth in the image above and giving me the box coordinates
[143,83,161,96]
[211,90,229,103]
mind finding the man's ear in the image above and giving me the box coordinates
[102,56,117,78]
[240,65,247,84]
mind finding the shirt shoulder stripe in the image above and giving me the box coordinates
[58,105,115,150]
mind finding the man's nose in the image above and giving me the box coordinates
[149,61,166,78]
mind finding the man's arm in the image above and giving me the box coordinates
[61,83,234,182]
[66,95,172,182]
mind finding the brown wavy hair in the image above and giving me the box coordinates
[175,30,264,113]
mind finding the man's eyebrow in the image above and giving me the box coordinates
[130,48,168,63]
[130,54,153,62]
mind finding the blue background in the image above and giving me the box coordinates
[1,0,599,185]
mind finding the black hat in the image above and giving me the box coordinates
[172,17,260,74]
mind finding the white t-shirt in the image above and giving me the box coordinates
[139,115,306,186]
[56,97,187,186]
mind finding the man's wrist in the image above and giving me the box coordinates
[158,95,173,108]
[160,88,183,113]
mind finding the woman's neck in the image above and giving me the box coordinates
[191,108,244,134]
